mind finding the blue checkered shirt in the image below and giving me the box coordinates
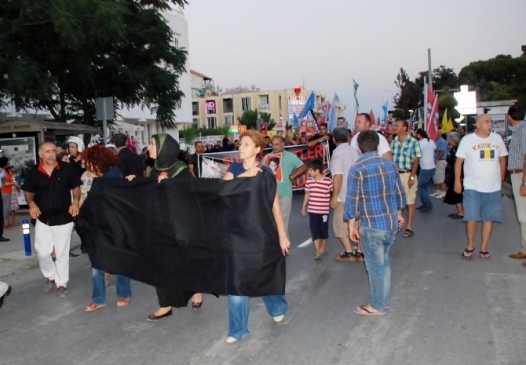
[391,135,422,171]
[344,152,407,231]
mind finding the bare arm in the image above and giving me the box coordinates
[331,174,342,209]
[25,191,41,219]
[69,186,81,217]
[301,192,309,216]
[499,156,507,182]
[290,164,307,182]
[454,157,464,194]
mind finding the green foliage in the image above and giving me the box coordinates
[392,109,407,119]
[237,109,276,130]
[459,54,526,107]
[179,127,199,144]
[0,0,188,128]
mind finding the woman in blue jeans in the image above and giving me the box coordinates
[415,129,436,211]
[222,130,291,344]
[81,145,132,311]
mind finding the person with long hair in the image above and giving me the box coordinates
[415,129,436,212]
[82,145,133,311]
[222,130,291,344]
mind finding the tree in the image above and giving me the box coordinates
[459,54,526,107]
[0,0,188,128]
[237,109,276,130]
[394,68,420,116]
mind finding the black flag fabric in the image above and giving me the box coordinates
[76,173,286,296]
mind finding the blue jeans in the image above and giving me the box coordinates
[91,268,131,305]
[418,168,436,207]
[359,227,397,312]
[228,294,288,339]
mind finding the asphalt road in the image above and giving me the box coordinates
[1,192,526,365]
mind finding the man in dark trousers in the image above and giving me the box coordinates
[112,133,145,178]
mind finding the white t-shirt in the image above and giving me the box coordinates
[331,142,357,202]
[350,131,391,156]
[456,132,508,192]
[418,139,437,169]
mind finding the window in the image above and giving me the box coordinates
[241,97,251,111]
[207,117,217,128]
[224,115,234,126]
[279,96,282,109]
[259,95,269,104]
[192,118,199,129]
[205,100,216,114]
[223,98,233,113]
[192,102,199,116]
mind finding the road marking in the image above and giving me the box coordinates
[297,238,312,247]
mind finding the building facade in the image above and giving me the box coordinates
[190,73,344,131]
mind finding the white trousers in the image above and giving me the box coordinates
[35,220,73,287]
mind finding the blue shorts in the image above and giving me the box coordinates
[309,213,329,240]
[463,189,503,223]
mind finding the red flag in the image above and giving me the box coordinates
[426,97,439,141]
[369,109,376,127]
[425,85,435,131]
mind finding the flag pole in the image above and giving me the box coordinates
[428,48,433,92]
[423,76,427,130]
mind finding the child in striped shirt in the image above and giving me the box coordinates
[301,159,333,260]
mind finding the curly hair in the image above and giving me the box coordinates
[82,144,120,176]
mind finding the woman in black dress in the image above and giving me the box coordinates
[443,132,464,219]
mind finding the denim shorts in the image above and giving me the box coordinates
[463,189,503,223]
[309,213,329,240]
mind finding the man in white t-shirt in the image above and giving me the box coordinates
[350,113,392,161]
[455,114,508,260]
[415,129,436,212]
[330,127,359,262]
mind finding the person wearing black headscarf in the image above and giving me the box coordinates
[144,134,203,321]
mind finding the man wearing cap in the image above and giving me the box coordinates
[112,133,145,178]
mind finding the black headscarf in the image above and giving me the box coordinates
[150,134,187,178]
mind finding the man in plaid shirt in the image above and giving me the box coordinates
[345,130,406,315]
[390,119,421,238]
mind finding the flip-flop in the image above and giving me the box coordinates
[462,248,474,260]
[479,251,491,260]
[354,305,386,316]
[402,229,414,238]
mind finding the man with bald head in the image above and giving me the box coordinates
[455,115,508,260]
[22,141,82,298]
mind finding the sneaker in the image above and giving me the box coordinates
[69,252,80,258]
[273,315,284,323]
[434,193,445,199]
[43,279,55,293]
[351,251,365,262]
[57,286,68,298]
[334,251,354,262]
[226,336,238,344]
[429,192,438,197]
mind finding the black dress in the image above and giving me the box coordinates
[443,145,463,205]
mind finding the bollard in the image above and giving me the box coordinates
[22,219,31,256]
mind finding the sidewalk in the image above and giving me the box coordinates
[0,212,81,278]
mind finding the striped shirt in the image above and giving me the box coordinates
[344,152,406,231]
[507,121,526,170]
[391,134,422,171]
[305,176,333,214]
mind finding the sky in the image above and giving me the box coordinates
[185,0,526,122]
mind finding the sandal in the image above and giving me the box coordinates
[479,251,491,260]
[461,248,474,260]
[402,229,414,238]
[85,302,106,312]
[116,298,129,307]
[354,305,386,316]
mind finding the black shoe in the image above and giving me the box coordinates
[419,206,432,212]
[69,252,80,258]
[0,237,10,242]
[0,285,12,308]
[416,205,426,210]
[147,309,173,321]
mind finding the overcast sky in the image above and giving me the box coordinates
[185,0,526,121]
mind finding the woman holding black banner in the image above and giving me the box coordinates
[222,130,291,344]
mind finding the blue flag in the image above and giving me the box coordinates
[327,94,339,131]
[298,92,315,119]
